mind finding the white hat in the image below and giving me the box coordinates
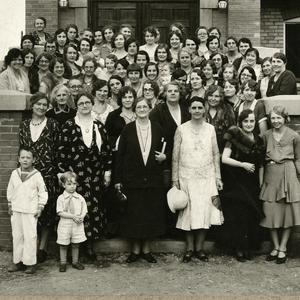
[167,186,188,213]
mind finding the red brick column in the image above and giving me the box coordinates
[227,0,261,46]
[26,0,58,36]
[0,92,29,250]
[0,113,21,249]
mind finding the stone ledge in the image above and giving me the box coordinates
[263,95,300,115]
[68,0,87,8]
[0,90,31,111]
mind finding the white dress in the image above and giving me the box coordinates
[172,121,224,230]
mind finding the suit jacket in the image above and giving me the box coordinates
[149,102,190,155]
[266,70,297,97]
[114,121,168,189]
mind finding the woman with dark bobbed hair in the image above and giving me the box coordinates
[0,48,30,93]
[205,85,236,152]
[66,24,80,48]
[19,92,60,263]
[91,79,113,124]
[54,29,69,58]
[20,35,35,50]
[105,86,137,150]
[221,109,265,261]
[266,53,297,96]
[22,48,39,94]
[58,91,112,262]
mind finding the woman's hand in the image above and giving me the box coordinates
[155,151,166,163]
[242,162,255,173]
[172,180,180,189]
[104,172,111,187]
[115,183,122,190]
[34,208,42,218]
[216,178,223,191]
[8,206,13,216]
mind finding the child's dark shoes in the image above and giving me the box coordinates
[8,262,25,272]
[59,263,67,272]
[25,265,36,274]
[37,250,47,263]
[72,262,85,270]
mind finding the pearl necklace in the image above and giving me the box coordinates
[31,119,44,126]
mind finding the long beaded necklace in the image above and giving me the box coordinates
[137,122,150,154]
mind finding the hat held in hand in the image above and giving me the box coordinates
[167,186,188,213]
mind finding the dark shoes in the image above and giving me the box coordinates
[37,250,47,263]
[126,253,140,263]
[59,263,67,272]
[72,262,85,270]
[266,249,279,262]
[182,250,193,263]
[8,262,25,272]
[236,251,246,262]
[266,249,287,264]
[194,250,209,262]
[24,265,36,274]
[276,250,287,264]
[126,252,157,263]
[141,252,157,263]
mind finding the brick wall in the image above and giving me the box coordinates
[26,0,58,36]
[0,112,21,249]
[261,7,284,49]
[227,0,261,46]
[212,9,228,42]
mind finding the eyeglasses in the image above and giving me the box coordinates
[77,101,92,107]
[213,58,222,61]
[39,60,49,64]
[70,85,82,89]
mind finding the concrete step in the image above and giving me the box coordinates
[93,239,273,255]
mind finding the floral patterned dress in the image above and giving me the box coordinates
[58,118,112,241]
[19,118,60,228]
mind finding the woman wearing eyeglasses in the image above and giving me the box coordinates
[58,91,112,262]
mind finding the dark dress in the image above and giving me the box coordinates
[114,121,168,239]
[266,70,297,96]
[149,102,190,236]
[46,107,77,128]
[206,103,236,153]
[105,108,134,236]
[58,118,112,240]
[219,126,265,252]
[19,118,60,229]
[105,107,127,150]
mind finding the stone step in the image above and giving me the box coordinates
[92,239,273,255]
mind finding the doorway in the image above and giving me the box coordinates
[285,22,300,79]
[89,0,199,44]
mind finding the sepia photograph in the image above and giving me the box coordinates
[0,0,300,299]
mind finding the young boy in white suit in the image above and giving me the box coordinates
[7,147,48,274]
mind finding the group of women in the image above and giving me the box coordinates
[1,17,300,265]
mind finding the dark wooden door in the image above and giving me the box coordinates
[89,0,198,44]
[285,23,300,79]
